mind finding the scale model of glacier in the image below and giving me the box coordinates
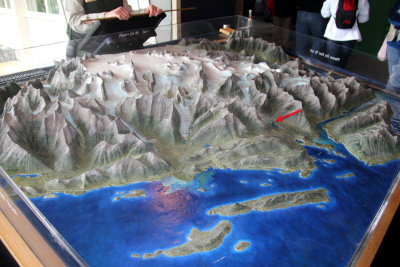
[0,37,398,196]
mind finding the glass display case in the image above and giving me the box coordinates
[0,15,399,267]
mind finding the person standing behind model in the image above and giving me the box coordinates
[63,0,163,39]
[270,0,297,48]
[321,0,370,68]
[296,0,327,59]
[385,0,400,134]
[386,0,400,77]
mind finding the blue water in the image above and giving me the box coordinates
[30,122,400,267]
[10,174,39,178]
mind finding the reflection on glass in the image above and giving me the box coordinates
[26,0,46,12]
[46,0,59,14]
[387,64,400,135]
[24,0,60,14]
[0,0,10,8]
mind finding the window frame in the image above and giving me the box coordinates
[0,0,11,9]
[25,0,61,14]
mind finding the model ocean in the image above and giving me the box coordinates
[0,35,399,266]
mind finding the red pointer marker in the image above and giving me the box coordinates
[275,109,302,122]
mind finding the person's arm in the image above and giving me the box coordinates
[321,0,333,18]
[104,4,162,20]
[64,0,140,34]
[146,4,163,17]
[63,0,107,34]
[64,0,163,35]
[357,0,370,24]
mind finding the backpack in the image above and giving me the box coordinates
[335,0,359,29]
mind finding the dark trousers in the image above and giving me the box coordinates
[387,42,400,76]
[387,63,400,134]
[326,39,356,68]
[296,10,327,58]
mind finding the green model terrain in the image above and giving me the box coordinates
[0,36,398,198]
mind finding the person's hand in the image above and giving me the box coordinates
[105,7,131,20]
[146,4,162,17]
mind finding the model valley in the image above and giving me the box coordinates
[0,36,399,261]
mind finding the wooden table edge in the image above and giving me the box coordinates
[0,210,43,267]
[356,180,400,266]
[0,187,66,267]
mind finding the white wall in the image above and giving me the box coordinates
[151,0,173,43]
[25,12,68,47]
[0,8,20,48]
[0,0,68,50]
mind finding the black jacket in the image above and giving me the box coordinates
[297,0,325,14]
[67,0,123,40]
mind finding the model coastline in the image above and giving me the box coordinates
[0,37,397,198]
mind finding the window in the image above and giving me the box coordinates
[0,0,11,9]
[26,0,59,14]
[47,0,59,13]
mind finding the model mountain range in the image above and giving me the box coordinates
[0,36,399,196]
